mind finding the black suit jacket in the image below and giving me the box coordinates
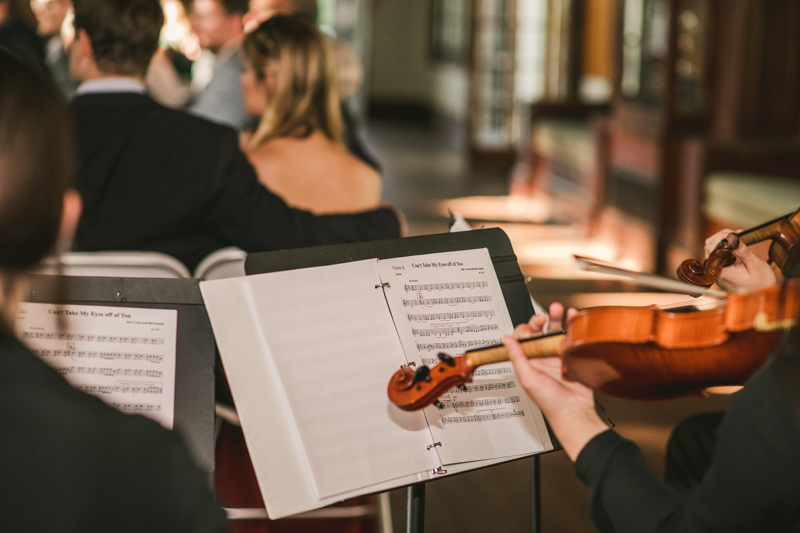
[71,92,400,272]
[0,335,228,532]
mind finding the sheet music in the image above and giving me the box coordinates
[378,249,553,463]
[245,260,440,500]
[15,303,178,429]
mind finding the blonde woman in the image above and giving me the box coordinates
[240,14,381,214]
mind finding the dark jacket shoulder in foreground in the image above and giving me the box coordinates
[0,334,228,532]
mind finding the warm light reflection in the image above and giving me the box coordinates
[160,0,199,59]
[515,240,616,262]
[437,195,551,223]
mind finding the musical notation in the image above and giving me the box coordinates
[411,324,499,337]
[416,338,502,352]
[22,331,164,345]
[404,281,489,293]
[473,367,513,377]
[54,366,163,378]
[75,384,163,395]
[450,380,516,394]
[17,302,178,430]
[406,310,496,323]
[402,295,492,308]
[32,349,164,364]
[108,402,162,413]
[440,411,525,425]
[438,396,521,409]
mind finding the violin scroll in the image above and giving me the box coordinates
[388,353,474,411]
[677,236,737,288]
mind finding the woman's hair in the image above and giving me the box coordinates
[242,14,343,147]
[0,50,74,331]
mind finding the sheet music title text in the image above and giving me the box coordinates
[48,309,132,319]
[411,261,464,268]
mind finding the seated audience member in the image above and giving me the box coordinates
[187,0,249,131]
[30,0,75,97]
[504,249,800,532]
[241,15,380,214]
[0,0,46,72]
[68,0,400,273]
[244,0,381,171]
[0,50,227,532]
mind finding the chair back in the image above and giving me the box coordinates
[193,247,246,279]
[33,251,191,278]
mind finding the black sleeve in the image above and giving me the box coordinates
[203,128,400,253]
[574,361,800,533]
[112,415,230,533]
[575,430,682,533]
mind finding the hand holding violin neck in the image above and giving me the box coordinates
[466,332,564,367]
[678,208,800,288]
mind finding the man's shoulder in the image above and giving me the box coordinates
[72,92,239,140]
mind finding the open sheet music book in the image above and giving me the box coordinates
[201,248,553,518]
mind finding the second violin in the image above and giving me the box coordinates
[678,208,800,288]
[388,282,800,411]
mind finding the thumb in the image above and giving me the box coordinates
[731,240,760,268]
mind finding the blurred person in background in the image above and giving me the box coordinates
[241,15,380,214]
[187,0,249,130]
[0,0,45,72]
[29,0,75,97]
[244,0,380,171]
[144,0,195,108]
[68,0,400,272]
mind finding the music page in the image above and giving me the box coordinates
[15,303,178,429]
[246,260,440,500]
[377,249,552,464]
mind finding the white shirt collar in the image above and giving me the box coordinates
[75,78,147,96]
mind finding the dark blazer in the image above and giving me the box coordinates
[0,334,228,532]
[71,92,400,272]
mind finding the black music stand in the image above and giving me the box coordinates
[245,228,555,533]
[25,275,217,480]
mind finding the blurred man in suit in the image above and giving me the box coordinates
[187,0,249,130]
[68,0,400,273]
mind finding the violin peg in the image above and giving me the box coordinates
[437,352,456,366]
[432,400,444,410]
[457,384,468,392]
[412,365,431,384]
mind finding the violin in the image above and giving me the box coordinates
[388,282,800,411]
[677,208,800,288]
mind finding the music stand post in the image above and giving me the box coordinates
[407,483,425,533]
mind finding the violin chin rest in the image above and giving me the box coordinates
[778,243,800,278]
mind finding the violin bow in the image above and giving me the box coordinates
[573,255,726,299]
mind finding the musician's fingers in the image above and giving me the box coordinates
[528,313,548,331]
[704,228,743,257]
[504,335,535,384]
[547,302,565,333]
[566,307,579,324]
[729,244,777,290]
[514,322,535,340]
[504,337,560,389]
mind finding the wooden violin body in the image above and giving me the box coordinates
[678,208,800,287]
[388,282,800,410]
